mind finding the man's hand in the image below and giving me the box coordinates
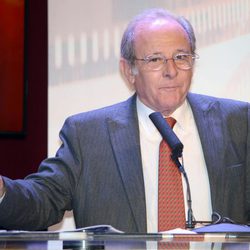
[0,176,5,197]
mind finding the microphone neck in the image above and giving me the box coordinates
[172,155,195,229]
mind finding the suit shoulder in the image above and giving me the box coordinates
[64,96,135,124]
[188,92,249,108]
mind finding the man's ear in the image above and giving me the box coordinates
[119,58,136,89]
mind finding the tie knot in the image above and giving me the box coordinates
[165,117,176,128]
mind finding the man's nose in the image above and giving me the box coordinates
[162,59,178,78]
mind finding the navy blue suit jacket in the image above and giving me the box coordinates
[0,93,250,232]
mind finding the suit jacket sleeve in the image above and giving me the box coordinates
[0,116,82,230]
[0,96,145,232]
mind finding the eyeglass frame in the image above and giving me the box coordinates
[133,52,199,71]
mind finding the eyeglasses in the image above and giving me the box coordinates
[134,52,199,71]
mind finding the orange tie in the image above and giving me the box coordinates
[158,117,186,231]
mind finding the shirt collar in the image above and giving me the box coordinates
[136,97,158,138]
[170,99,192,132]
[136,96,192,135]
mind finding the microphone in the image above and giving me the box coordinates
[149,112,195,229]
[149,112,183,160]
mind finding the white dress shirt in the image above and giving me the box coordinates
[137,97,212,232]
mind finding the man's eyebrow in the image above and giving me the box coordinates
[145,49,191,57]
[176,49,191,53]
[139,52,162,58]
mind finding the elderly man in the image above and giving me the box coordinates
[0,8,249,233]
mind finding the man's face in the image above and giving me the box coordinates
[132,19,194,116]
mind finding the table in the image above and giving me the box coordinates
[0,231,250,249]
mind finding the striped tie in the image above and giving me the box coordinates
[158,117,186,231]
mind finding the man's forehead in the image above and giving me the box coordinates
[150,18,176,27]
[135,18,185,36]
[133,19,191,55]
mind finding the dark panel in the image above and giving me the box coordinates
[0,0,48,178]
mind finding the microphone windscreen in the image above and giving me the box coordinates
[149,112,183,158]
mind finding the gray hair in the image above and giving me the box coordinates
[120,8,196,66]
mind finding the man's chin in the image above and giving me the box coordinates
[156,100,183,115]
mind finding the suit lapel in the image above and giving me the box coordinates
[106,96,147,232]
[187,93,226,211]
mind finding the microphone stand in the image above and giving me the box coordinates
[148,112,195,229]
[171,153,195,229]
